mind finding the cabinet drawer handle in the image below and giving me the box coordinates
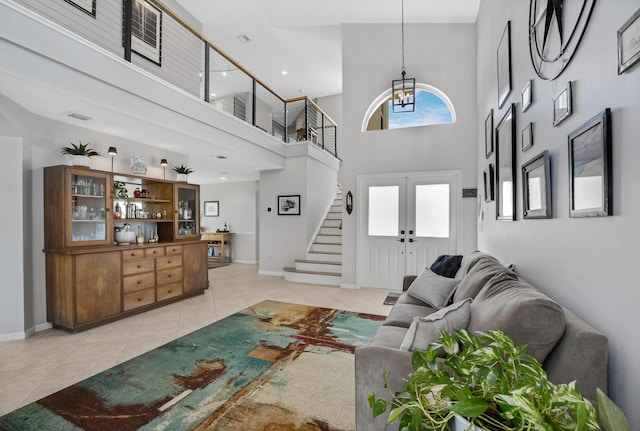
[167,260,172,264]
[168,274,172,278]
[167,290,172,294]
[137,297,142,302]
[130,253,136,257]
[137,265,142,269]
[137,281,142,284]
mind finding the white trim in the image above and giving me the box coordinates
[360,83,458,132]
[340,283,357,289]
[258,270,284,277]
[35,322,53,332]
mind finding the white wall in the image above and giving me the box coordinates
[476,1,640,426]
[340,23,479,288]
[200,181,258,263]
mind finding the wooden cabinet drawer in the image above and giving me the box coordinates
[123,287,155,311]
[145,247,165,258]
[122,249,145,260]
[157,267,182,285]
[123,258,155,275]
[123,272,156,294]
[156,255,182,270]
[157,282,183,302]
[166,245,182,255]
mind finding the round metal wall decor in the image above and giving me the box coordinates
[529,0,597,80]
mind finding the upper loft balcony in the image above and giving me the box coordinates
[0,0,339,183]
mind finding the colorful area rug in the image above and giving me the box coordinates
[0,301,384,431]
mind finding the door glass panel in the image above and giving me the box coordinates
[71,173,107,242]
[415,184,449,238]
[368,186,399,236]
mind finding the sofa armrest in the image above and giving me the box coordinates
[402,275,417,291]
[355,345,413,431]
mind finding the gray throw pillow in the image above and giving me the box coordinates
[400,298,472,351]
[407,268,459,308]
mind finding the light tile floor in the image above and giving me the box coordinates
[0,264,392,416]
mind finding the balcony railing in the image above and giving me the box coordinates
[16,0,338,158]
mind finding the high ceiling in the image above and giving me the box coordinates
[175,0,481,100]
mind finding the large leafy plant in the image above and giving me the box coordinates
[369,329,628,431]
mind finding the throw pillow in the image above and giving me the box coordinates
[430,254,463,278]
[407,268,459,308]
[400,298,472,351]
[452,257,516,303]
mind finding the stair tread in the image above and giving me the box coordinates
[313,242,342,245]
[308,251,342,255]
[295,259,341,265]
[283,267,341,277]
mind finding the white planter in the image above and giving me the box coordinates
[176,173,188,182]
[72,155,90,168]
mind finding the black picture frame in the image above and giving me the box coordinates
[278,195,301,215]
[484,109,494,158]
[568,108,612,218]
[522,150,551,219]
[484,164,495,203]
[204,201,219,217]
[522,122,534,152]
[497,21,512,109]
[618,8,640,74]
[495,103,516,221]
[64,0,96,17]
[130,0,162,66]
[521,80,532,112]
[553,81,573,127]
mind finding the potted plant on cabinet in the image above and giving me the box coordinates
[369,329,629,431]
[173,164,193,182]
[60,141,100,168]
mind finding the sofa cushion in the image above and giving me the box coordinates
[452,257,516,303]
[396,292,427,306]
[369,325,409,349]
[430,254,463,278]
[400,298,472,351]
[467,272,566,363]
[383,303,437,328]
[407,268,459,308]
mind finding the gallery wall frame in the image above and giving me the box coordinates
[553,81,573,127]
[129,0,163,66]
[522,150,551,219]
[495,103,517,221]
[522,122,534,152]
[485,109,494,158]
[521,80,533,112]
[497,21,512,109]
[64,0,96,17]
[568,108,612,218]
[204,201,219,217]
[484,164,495,203]
[278,195,301,215]
[618,8,640,74]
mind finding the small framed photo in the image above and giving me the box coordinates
[204,201,219,217]
[497,21,512,109]
[495,104,516,221]
[64,0,96,17]
[484,164,495,203]
[484,109,494,158]
[522,122,534,152]
[130,0,162,66]
[618,8,640,74]
[278,195,301,215]
[553,81,573,127]
[521,80,533,112]
[568,108,612,218]
[522,150,551,219]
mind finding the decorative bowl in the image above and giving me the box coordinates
[115,230,136,244]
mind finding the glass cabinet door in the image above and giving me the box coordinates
[175,184,199,239]
[69,169,111,245]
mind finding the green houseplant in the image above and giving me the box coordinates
[61,141,100,167]
[370,329,628,431]
[173,164,193,182]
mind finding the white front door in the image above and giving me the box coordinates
[356,171,461,290]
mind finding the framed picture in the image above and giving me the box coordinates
[64,0,96,17]
[130,0,162,66]
[278,195,301,215]
[553,81,573,126]
[618,8,640,74]
[495,104,516,221]
[497,21,512,109]
[484,164,495,203]
[522,150,551,219]
[521,80,533,112]
[522,122,534,152]
[204,201,219,217]
[484,109,494,158]
[568,108,612,218]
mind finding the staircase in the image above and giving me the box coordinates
[283,189,343,286]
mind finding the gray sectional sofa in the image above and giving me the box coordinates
[355,251,608,431]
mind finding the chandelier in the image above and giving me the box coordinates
[391,0,415,113]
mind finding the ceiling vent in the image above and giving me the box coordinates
[66,112,94,121]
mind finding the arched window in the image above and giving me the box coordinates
[362,83,456,132]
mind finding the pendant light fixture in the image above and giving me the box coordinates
[391,0,415,113]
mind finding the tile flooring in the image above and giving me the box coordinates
[0,264,392,416]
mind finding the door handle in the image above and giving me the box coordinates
[397,238,405,242]
[408,238,414,243]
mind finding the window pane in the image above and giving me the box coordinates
[368,186,399,236]
[415,184,449,238]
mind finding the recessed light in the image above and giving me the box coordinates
[237,34,250,43]
[210,92,216,97]
[219,177,227,180]
[281,70,288,76]
[215,155,228,159]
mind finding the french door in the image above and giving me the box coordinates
[356,171,461,290]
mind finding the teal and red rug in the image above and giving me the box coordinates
[0,301,384,431]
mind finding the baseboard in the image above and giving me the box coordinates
[340,283,357,289]
[35,322,53,332]
[232,260,258,264]
[0,330,27,342]
[258,270,284,277]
